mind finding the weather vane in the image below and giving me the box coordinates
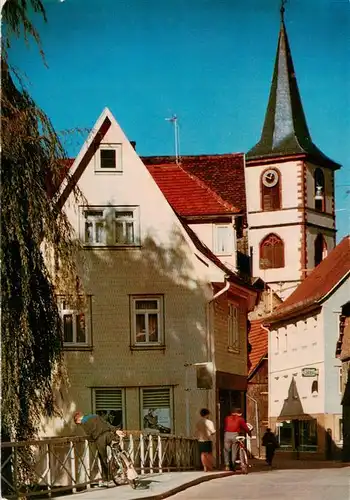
[280,0,287,19]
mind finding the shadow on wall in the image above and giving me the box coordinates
[342,367,350,462]
[272,377,344,461]
[41,224,215,437]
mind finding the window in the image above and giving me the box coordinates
[339,419,343,443]
[82,206,140,247]
[141,387,172,434]
[228,304,239,351]
[94,389,124,429]
[131,296,163,346]
[314,168,325,212]
[58,296,91,347]
[311,380,318,394]
[314,234,327,267]
[261,169,281,211]
[214,225,233,255]
[96,144,122,172]
[260,233,284,269]
[339,366,343,395]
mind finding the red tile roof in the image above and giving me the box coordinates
[267,235,350,323]
[142,154,246,220]
[248,319,268,377]
[146,163,239,217]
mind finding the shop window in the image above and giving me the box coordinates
[299,419,318,452]
[141,387,172,434]
[93,388,124,429]
[260,233,285,269]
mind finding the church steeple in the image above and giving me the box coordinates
[247,4,340,170]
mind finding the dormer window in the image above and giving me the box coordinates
[314,168,325,212]
[96,144,122,172]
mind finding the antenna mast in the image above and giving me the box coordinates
[165,114,181,164]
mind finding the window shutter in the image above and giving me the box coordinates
[95,389,123,410]
[142,388,170,409]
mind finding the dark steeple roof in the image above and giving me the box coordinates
[247,7,341,170]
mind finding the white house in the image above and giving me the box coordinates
[265,235,350,458]
[48,108,259,468]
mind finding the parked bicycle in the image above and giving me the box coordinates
[107,438,139,489]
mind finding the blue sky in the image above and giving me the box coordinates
[7,0,350,239]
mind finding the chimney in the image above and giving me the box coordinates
[130,141,136,150]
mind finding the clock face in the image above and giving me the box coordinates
[262,169,279,188]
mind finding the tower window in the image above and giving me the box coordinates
[314,234,327,267]
[260,233,285,269]
[261,169,281,211]
[314,168,325,212]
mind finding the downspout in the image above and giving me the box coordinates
[206,275,230,466]
[246,393,261,458]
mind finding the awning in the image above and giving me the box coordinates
[276,414,315,422]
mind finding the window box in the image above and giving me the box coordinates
[95,144,122,173]
[81,206,140,247]
[130,295,164,348]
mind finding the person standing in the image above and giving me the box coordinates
[195,408,216,472]
[223,408,251,471]
[74,411,124,486]
[262,428,278,467]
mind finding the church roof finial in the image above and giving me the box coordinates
[246,1,340,170]
[280,0,286,22]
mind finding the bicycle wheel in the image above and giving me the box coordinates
[118,451,138,489]
[239,447,248,474]
[108,448,124,486]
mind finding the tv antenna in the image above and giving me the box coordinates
[165,114,181,164]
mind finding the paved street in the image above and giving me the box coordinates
[171,467,350,500]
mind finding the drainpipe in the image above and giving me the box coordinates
[206,275,230,467]
[246,393,260,458]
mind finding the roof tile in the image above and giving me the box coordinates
[248,319,268,377]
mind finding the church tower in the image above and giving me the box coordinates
[245,5,341,299]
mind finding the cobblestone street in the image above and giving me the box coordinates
[171,466,350,500]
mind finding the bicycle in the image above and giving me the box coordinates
[107,439,139,489]
[235,436,249,474]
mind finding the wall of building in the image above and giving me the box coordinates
[268,312,325,420]
[247,359,268,457]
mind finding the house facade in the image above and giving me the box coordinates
[336,301,350,461]
[245,10,341,300]
[46,108,258,468]
[266,236,350,459]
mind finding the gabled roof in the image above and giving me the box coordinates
[142,153,246,218]
[248,319,268,378]
[267,235,350,323]
[146,162,238,217]
[247,14,341,170]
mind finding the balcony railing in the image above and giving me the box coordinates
[1,433,200,498]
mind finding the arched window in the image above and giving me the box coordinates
[314,234,327,267]
[314,168,325,212]
[311,380,318,394]
[260,234,285,269]
[261,168,281,211]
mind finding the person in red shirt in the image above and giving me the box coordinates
[223,408,251,471]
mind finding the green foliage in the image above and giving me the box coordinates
[1,1,82,441]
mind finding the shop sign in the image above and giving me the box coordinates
[301,367,318,377]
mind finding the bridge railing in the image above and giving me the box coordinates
[1,433,200,498]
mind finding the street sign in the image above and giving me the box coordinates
[301,367,318,377]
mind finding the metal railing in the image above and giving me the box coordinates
[1,433,200,498]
